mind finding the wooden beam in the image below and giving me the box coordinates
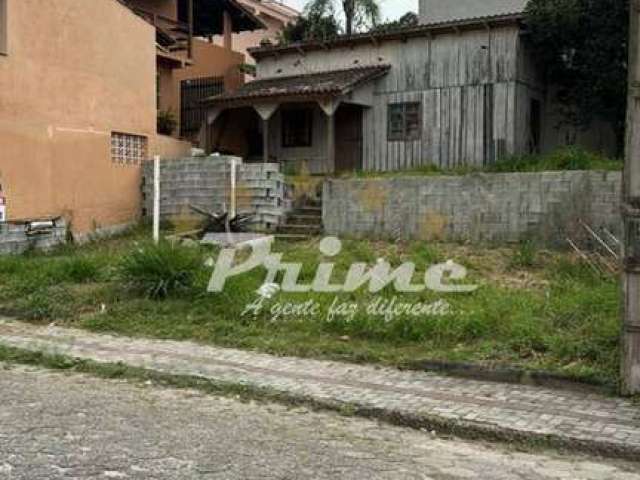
[254,103,279,121]
[319,98,339,174]
[262,118,270,164]
[253,104,278,164]
[187,0,194,59]
[326,112,335,174]
[223,10,233,50]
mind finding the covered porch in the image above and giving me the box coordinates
[201,65,390,175]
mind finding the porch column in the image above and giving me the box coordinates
[204,107,223,153]
[326,113,335,173]
[319,99,340,174]
[223,11,233,51]
[187,0,194,59]
[254,104,280,163]
[262,119,270,163]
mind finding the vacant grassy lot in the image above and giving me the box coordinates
[0,227,621,388]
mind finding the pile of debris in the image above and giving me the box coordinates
[0,217,67,255]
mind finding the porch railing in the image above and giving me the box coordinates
[129,6,192,57]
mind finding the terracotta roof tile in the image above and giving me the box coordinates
[248,13,523,60]
[205,65,391,105]
[421,0,528,25]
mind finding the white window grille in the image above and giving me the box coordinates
[111,132,148,165]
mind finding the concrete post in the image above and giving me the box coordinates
[622,1,640,395]
[230,157,238,219]
[153,155,160,244]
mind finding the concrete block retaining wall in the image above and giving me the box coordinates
[322,171,622,245]
[0,219,67,255]
[142,156,291,231]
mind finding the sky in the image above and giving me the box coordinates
[282,0,419,22]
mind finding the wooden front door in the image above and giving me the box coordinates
[335,104,363,173]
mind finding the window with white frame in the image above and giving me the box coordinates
[111,132,148,165]
[387,102,422,141]
[0,0,7,55]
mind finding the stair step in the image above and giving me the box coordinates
[287,215,323,226]
[275,234,313,242]
[295,207,322,215]
[277,224,323,235]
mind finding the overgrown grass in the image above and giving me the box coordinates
[510,240,538,269]
[119,240,205,299]
[0,229,622,388]
[348,147,622,179]
[487,147,621,173]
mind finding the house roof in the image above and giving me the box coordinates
[249,12,523,60]
[125,0,265,36]
[204,65,391,106]
[236,0,299,25]
[420,0,528,25]
[181,0,265,35]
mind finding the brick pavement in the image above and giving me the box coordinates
[0,319,639,460]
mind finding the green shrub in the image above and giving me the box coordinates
[119,241,203,299]
[352,146,620,179]
[157,110,177,136]
[510,240,538,269]
[489,146,621,173]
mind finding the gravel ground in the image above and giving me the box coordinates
[0,364,639,479]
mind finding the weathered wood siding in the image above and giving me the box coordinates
[266,104,331,174]
[256,25,534,171]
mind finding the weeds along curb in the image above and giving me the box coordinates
[408,360,616,395]
[0,344,638,461]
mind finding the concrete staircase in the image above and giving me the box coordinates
[276,200,323,240]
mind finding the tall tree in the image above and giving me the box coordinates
[525,0,629,154]
[372,12,419,33]
[305,0,381,36]
[279,12,341,44]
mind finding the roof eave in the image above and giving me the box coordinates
[203,65,391,108]
[248,13,524,60]
[204,92,339,109]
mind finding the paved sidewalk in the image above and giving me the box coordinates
[1,319,639,460]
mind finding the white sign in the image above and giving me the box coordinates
[207,236,478,294]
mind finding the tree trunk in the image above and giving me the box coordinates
[343,0,354,36]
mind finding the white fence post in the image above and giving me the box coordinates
[230,157,237,220]
[153,155,160,244]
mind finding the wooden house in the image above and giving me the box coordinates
[202,0,617,174]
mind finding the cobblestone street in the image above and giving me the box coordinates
[1,320,639,459]
[1,364,640,479]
